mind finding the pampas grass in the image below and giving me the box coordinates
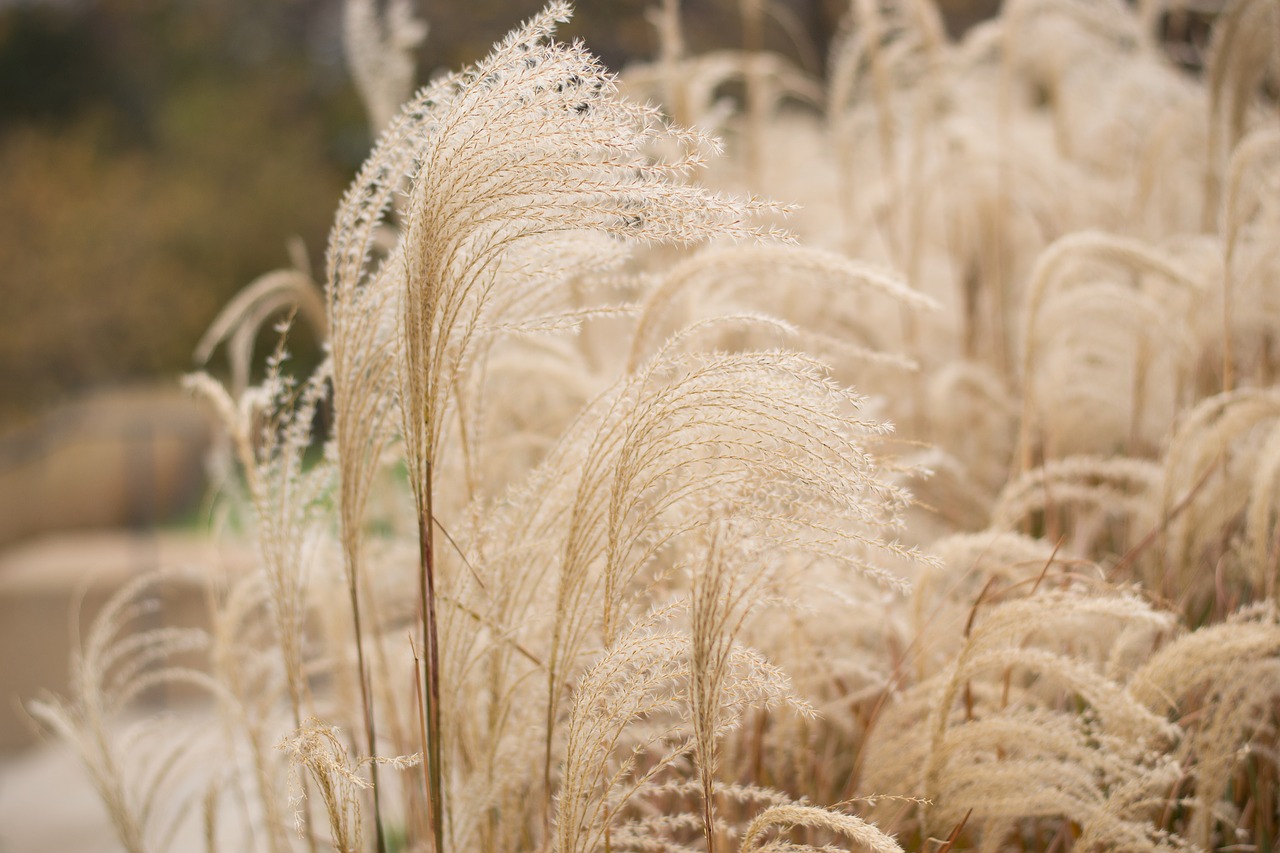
[29,0,1280,850]
[28,571,220,853]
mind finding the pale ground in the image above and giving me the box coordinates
[0,737,120,853]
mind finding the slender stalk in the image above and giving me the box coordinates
[418,458,445,853]
[701,780,717,853]
[657,0,687,126]
[411,635,432,845]
[345,545,387,853]
[542,646,559,841]
[741,0,766,187]
[1223,235,1237,393]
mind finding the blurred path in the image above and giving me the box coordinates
[0,738,118,853]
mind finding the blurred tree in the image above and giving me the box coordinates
[0,0,361,429]
[0,5,115,126]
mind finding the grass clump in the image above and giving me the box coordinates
[30,0,1280,851]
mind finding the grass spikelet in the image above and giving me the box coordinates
[554,612,693,853]
[1244,423,1280,598]
[914,532,1063,628]
[188,342,335,851]
[487,342,921,831]
[990,456,1162,547]
[1029,282,1196,457]
[343,0,427,133]
[206,568,294,853]
[1202,0,1280,230]
[1158,388,1280,606]
[28,570,221,853]
[923,361,1018,499]
[1132,606,1280,849]
[626,243,937,375]
[690,526,739,853]
[1018,230,1206,471]
[194,266,328,398]
[738,803,904,853]
[189,356,332,733]
[281,718,371,853]
[688,525,809,852]
[867,587,1178,845]
[1221,123,1280,392]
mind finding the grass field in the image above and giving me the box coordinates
[21,0,1280,851]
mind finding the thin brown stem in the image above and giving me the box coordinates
[411,634,432,845]
[346,547,387,853]
[418,458,445,853]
